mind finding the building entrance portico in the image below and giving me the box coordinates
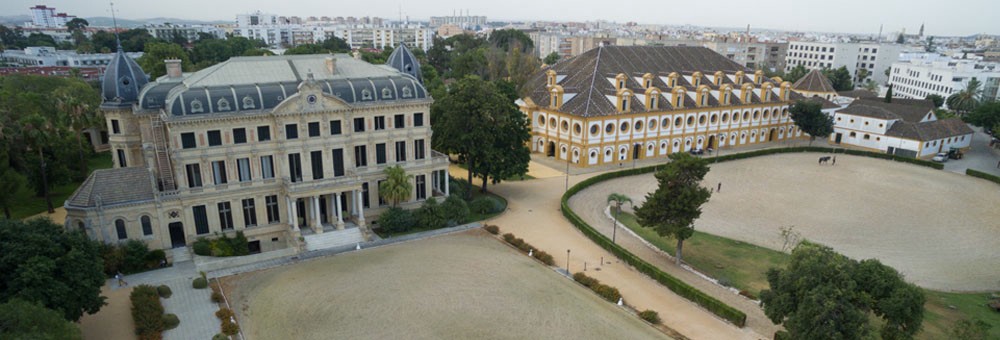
[286,188,366,236]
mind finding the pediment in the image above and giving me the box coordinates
[273,80,351,114]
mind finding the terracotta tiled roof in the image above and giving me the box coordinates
[792,69,836,93]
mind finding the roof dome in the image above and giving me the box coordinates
[386,43,423,84]
[101,43,149,107]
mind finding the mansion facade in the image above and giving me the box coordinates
[65,43,449,256]
[519,46,807,167]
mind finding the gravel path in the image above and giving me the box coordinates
[573,153,1000,292]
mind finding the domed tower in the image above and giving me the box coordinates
[101,41,149,169]
[386,43,423,84]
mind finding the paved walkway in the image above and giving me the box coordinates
[109,261,221,340]
[943,125,1000,176]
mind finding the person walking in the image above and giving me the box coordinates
[832,156,836,166]
[717,182,722,192]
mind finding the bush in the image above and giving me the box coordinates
[100,243,125,276]
[193,238,212,256]
[211,291,224,303]
[130,285,165,340]
[533,250,555,265]
[774,330,791,340]
[738,290,758,300]
[193,232,250,257]
[192,277,208,289]
[594,284,622,303]
[221,320,240,336]
[215,308,234,320]
[378,207,416,233]
[639,310,661,324]
[515,240,532,253]
[448,177,468,198]
[145,249,166,268]
[483,224,500,235]
[967,168,1000,185]
[415,199,446,229]
[573,272,601,288]
[122,240,151,273]
[469,196,500,214]
[441,195,470,226]
[502,233,516,243]
[162,313,180,330]
[156,285,172,299]
[212,334,229,340]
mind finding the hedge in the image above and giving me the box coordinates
[966,169,1000,185]
[130,285,165,340]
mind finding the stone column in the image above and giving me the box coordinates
[287,196,299,231]
[311,196,323,234]
[355,190,366,227]
[444,169,450,196]
[335,192,345,229]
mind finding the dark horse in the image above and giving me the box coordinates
[818,156,831,164]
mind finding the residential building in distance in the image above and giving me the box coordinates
[888,54,1000,104]
[830,98,972,157]
[520,45,806,168]
[27,5,76,28]
[785,41,904,85]
[144,24,225,43]
[64,44,449,258]
[0,46,143,67]
[702,41,788,71]
[429,11,487,29]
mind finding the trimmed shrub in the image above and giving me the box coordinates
[967,169,1000,185]
[483,224,500,235]
[156,285,172,299]
[573,272,600,288]
[441,195,470,226]
[193,238,212,256]
[469,196,500,214]
[212,334,229,340]
[415,199,446,229]
[145,249,167,268]
[211,291,224,303]
[639,310,661,324]
[221,320,240,336]
[738,290,757,300]
[215,308,234,320]
[594,284,622,303]
[192,277,208,289]
[130,285,165,340]
[533,250,555,265]
[515,240,532,253]
[502,233,516,243]
[774,330,791,340]
[378,207,416,233]
[162,313,180,330]
[193,232,250,257]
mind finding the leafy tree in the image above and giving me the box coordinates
[283,43,327,55]
[415,198,446,229]
[760,242,925,340]
[0,218,106,321]
[0,151,26,219]
[822,66,854,91]
[947,78,983,114]
[54,81,101,180]
[0,25,24,48]
[950,319,992,340]
[862,80,879,93]
[431,76,530,197]
[856,68,870,83]
[360,48,393,64]
[784,65,809,84]
[0,299,83,339]
[962,101,1000,132]
[925,94,945,108]
[319,37,350,53]
[378,207,415,233]
[19,114,57,213]
[25,33,57,48]
[789,100,834,146]
[378,165,412,207]
[885,83,894,103]
[440,195,470,226]
[137,42,190,79]
[543,52,561,65]
[634,152,711,265]
[65,18,89,47]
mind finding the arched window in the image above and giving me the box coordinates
[649,93,659,109]
[141,216,153,236]
[621,96,630,112]
[115,219,127,240]
[77,220,86,233]
[700,89,709,107]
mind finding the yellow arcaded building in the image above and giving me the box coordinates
[518,46,808,167]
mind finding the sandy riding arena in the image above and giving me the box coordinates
[580,153,1000,292]
[221,231,669,340]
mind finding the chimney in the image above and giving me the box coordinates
[165,59,182,78]
[325,56,336,74]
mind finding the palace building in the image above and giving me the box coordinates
[519,46,806,167]
[64,43,449,257]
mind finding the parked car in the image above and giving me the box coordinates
[689,148,704,156]
[932,153,949,162]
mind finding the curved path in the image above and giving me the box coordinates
[573,153,1000,292]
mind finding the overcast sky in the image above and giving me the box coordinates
[2,0,997,36]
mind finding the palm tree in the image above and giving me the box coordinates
[54,83,100,180]
[379,165,413,207]
[947,78,982,115]
[19,114,56,213]
[607,193,632,244]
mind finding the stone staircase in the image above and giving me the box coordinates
[170,247,192,263]
[304,228,366,252]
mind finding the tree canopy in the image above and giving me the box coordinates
[634,152,712,265]
[925,94,945,108]
[947,78,983,114]
[0,299,83,339]
[822,66,854,91]
[783,65,809,84]
[544,52,561,65]
[962,101,1000,132]
[488,29,534,52]
[379,165,412,207]
[0,218,107,321]
[761,242,925,340]
[789,100,834,145]
[138,42,192,79]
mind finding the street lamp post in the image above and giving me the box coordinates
[564,148,570,192]
[566,249,571,273]
[714,133,724,163]
[611,200,631,244]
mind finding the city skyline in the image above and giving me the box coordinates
[1,0,997,37]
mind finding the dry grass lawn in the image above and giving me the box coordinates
[222,230,669,340]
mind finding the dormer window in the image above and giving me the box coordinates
[761,83,773,102]
[382,88,393,99]
[698,87,710,107]
[691,72,702,87]
[191,99,204,113]
[217,98,231,111]
[667,72,679,88]
[741,84,754,103]
[242,96,255,109]
[721,86,732,105]
[550,85,564,109]
[714,71,724,86]
[402,86,413,98]
[673,87,685,108]
[546,70,558,87]
[615,74,628,91]
[779,82,792,101]
[642,73,654,89]
[361,89,372,100]
[622,96,630,112]
[734,71,745,85]
[754,70,764,84]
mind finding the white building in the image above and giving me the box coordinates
[145,24,225,43]
[831,98,972,158]
[0,46,143,67]
[322,27,433,51]
[429,12,487,29]
[785,42,903,85]
[27,5,76,28]
[888,55,1000,104]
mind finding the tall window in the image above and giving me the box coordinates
[181,132,196,149]
[265,195,279,224]
[111,119,121,134]
[414,113,424,127]
[414,139,425,160]
[218,202,234,230]
[361,182,370,208]
[355,145,368,167]
[375,143,387,164]
[257,126,271,141]
[374,116,386,130]
[310,150,324,180]
[260,155,274,179]
[186,164,202,188]
[377,180,387,206]
[193,205,209,234]
[237,158,252,182]
[242,198,257,228]
[331,148,345,177]
[285,123,298,139]
[394,114,405,129]
[211,160,227,185]
[353,117,365,132]
[330,120,342,135]
[141,216,152,236]
[416,175,426,200]
[395,141,406,162]
[308,122,320,137]
[116,149,127,167]
[115,219,127,239]
[233,128,247,144]
[288,153,302,182]
[208,130,222,146]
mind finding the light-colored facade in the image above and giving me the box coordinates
[145,24,225,43]
[0,46,143,67]
[65,45,448,257]
[889,55,1000,104]
[520,46,806,168]
[785,41,903,85]
[702,41,788,72]
[429,14,487,29]
[27,5,75,28]
[830,98,973,157]
[324,27,433,51]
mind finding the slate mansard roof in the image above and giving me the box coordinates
[525,46,800,118]
[136,53,429,117]
[101,44,150,108]
[66,167,155,208]
[386,43,423,84]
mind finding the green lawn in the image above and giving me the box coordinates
[12,152,113,219]
[616,211,1000,339]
